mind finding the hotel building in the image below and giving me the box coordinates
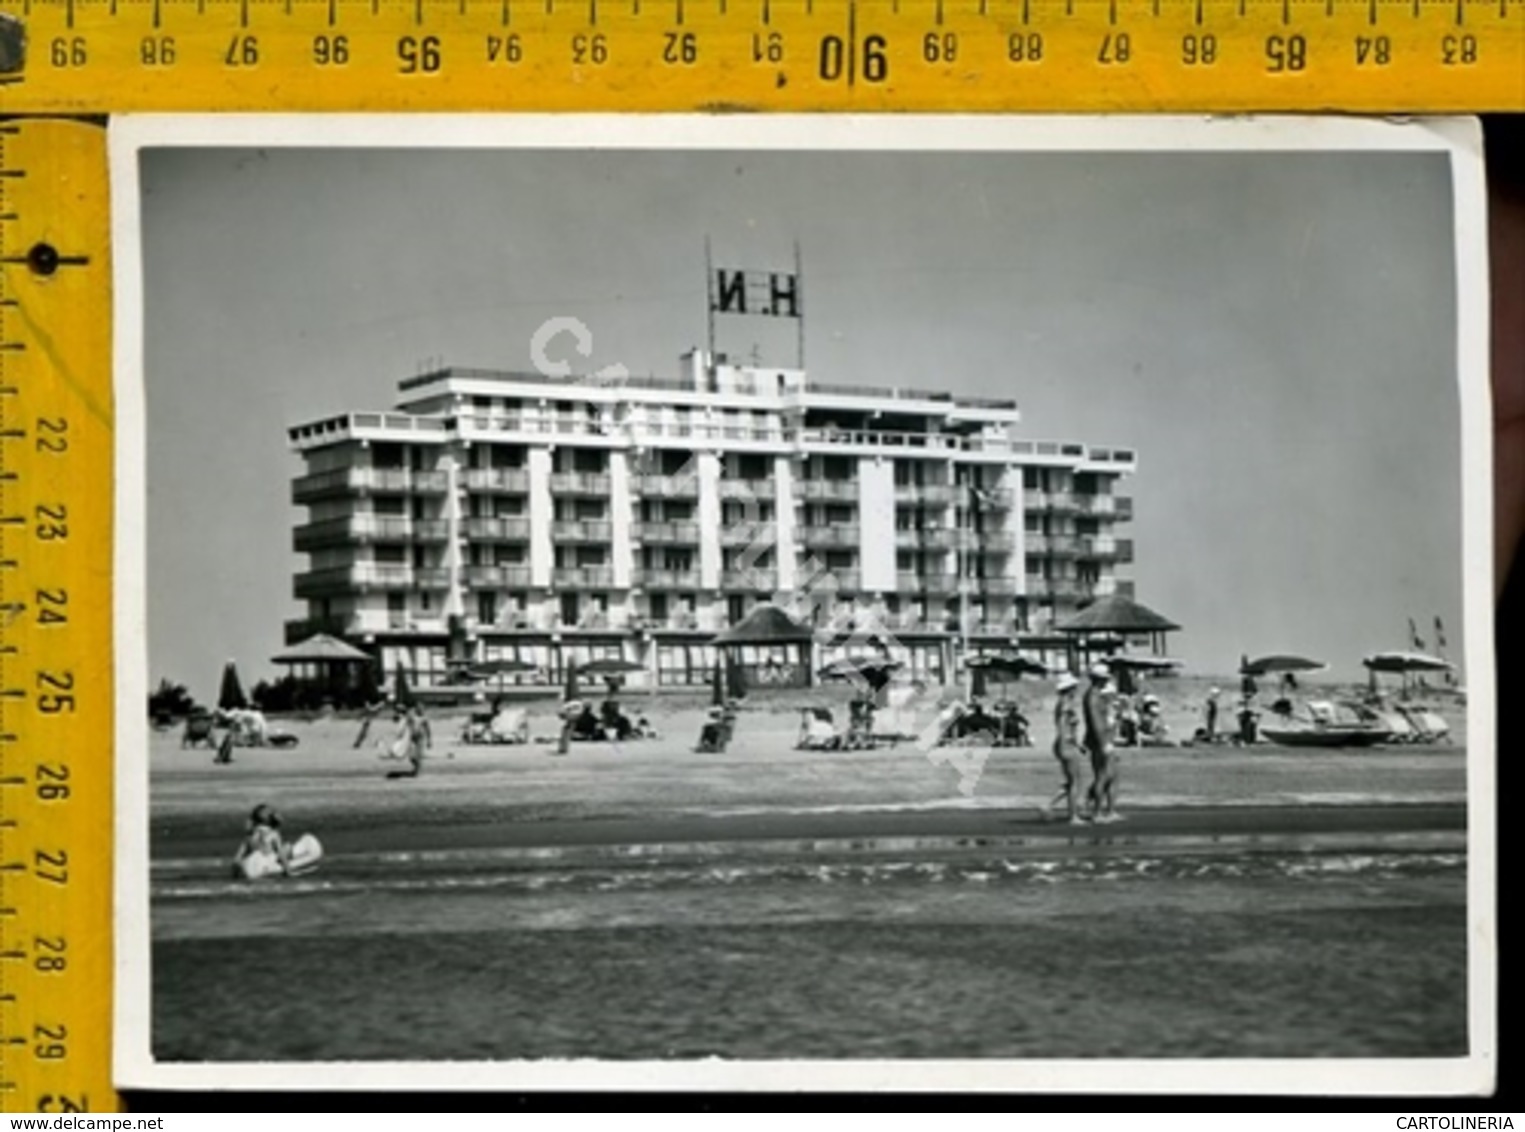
[287,351,1137,689]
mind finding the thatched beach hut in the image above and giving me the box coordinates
[710,604,816,688]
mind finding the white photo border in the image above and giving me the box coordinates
[109,113,1495,1095]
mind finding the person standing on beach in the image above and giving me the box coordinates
[556,698,583,755]
[1083,663,1121,822]
[1043,673,1087,823]
[386,704,431,779]
[1204,687,1221,743]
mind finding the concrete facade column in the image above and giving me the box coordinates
[774,455,798,592]
[1009,464,1026,598]
[697,451,722,590]
[609,450,634,589]
[528,447,554,588]
[857,456,897,593]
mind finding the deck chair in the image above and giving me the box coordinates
[796,707,842,751]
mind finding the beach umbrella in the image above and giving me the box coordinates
[711,660,726,708]
[1362,651,1453,673]
[1240,654,1325,676]
[217,660,247,711]
[1105,655,1182,672]
[392,661,416,708]
[966,652,1049,677]
[818,656,902,691]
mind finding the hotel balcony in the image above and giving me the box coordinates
[294,562,414,598]
[894,527,958,551]
[798,524,860,549]
[1076,534,1120,559]
[717,478,776,502]
[549,472,612,497]
[633,567,702,590]
[721,568,778,592]
[894,573,960,596]
[292,467,412,503]
[967,487,1015,510]
[1074,494,1132,519]
[552,519,612,543]
[977,578,1020,596]
[797,479,858,502]
[1027,491,1079,514]
[636,474,700,500]
[813,569,861,593]
[718,523,772,547]
[902,483,960,507]
[464,516,531,542]
[552,565,616,589]
[293,514,413,551]
[633,520,701,545]
[411,519,449,543]
[462,468,530,494]
[645,609,702,631]
[1036,534,1081,557]
[1030,578,1090,601]
[466,564,532,588]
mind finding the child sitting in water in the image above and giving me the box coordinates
[231,804,321,880]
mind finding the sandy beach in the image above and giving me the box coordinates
[143,675,1472,1064]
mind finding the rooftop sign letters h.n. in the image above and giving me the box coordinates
[711,268,802,319]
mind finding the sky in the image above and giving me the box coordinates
[138,138,1466,702]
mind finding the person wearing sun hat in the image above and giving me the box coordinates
[1042,672,1087,824]
[1083,661,1122,822]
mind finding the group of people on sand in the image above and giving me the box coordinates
[1044,663,1127,825]
[556,695,659,754]
[936,696,1032,748]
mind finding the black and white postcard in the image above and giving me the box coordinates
[110,115,1493,1093]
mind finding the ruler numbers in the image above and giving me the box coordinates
[0,119,108,1115]
[0,0,1517,109]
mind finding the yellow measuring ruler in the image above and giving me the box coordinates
[0,118,114,1113]
[0,0,1514,1113]
[0,0,1517,110]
